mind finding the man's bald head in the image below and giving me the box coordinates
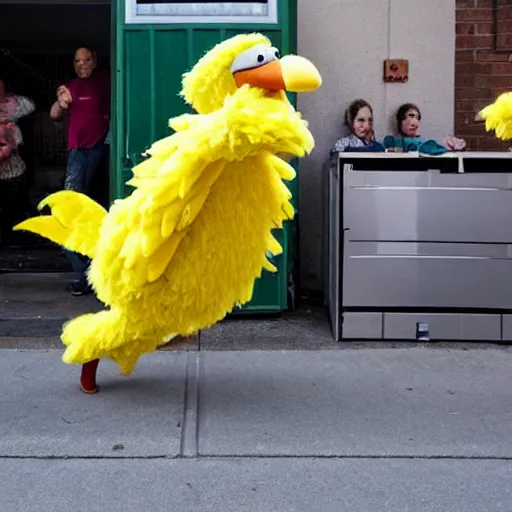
[74,47,97,79]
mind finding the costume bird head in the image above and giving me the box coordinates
[181,33,322,114]
[475,92,512,141]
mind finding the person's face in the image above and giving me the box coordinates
[401,108,421,136]
[352,106,373,140]
[74,48,96,79]
[0,125,14,162]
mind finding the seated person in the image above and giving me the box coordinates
[331,99,384,154]
[0,79,35,244]
[383,103,466,153]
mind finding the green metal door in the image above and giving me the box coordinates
[111,0,298,313]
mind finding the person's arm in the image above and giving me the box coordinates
[442,135,466,151]
[50,85,72,121]
[50,100,67,120]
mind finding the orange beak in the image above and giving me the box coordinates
[233,60,285,91]
[233,55,322,93]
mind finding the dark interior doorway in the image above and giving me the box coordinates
[0,1,111,272]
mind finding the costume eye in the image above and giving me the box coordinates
[230,44,281,74]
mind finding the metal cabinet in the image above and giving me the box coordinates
[325,152,512,341]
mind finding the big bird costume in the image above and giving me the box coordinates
[476,92,512,141]
[14,33,322,393]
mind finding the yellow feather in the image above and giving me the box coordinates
[147,231,186,283]
[121,233,143,269]
[176,186,210,232]
[267,233,283,255]
[141,223,164,257]
[262,258,277,273]
[14,190,106,258]
[282,201,295,220]
[161,207,182,238]
[478,92,512,141]
[270,154,297,181]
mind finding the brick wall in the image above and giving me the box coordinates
[455,0,512,150]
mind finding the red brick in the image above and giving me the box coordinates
[487,74,512,87]
[456,22,476,35]
[497,20,512,33]
[455,3,512,151]
[456,87,493,100]
[457,123,493,136]
[457,0,475,8]
[456,99,488,111]
[491,61,512,73]
[457,34,494,49]
[456,9,494,22]
[497,3,512,20]
[455,63,472,75]
[476,136,510,150]
[457,75,478,87]
[490,87,512,98]
[475,21,494,34]
[475,51,512,62]
[455,50,476,62]
[456,62,492,75]
[497,33,512,50]
[462,137,478,150]
[458,112,486,125]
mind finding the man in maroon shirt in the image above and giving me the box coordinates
[50,47,110,296]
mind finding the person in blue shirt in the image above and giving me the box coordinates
[384,103,466,154]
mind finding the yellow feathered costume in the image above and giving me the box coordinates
[476,91,512,141]
[15,33,322,386]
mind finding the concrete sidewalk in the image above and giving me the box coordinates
[1,347,512,511]
[2,347,512,459]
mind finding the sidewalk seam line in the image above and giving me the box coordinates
[180,352,199,458]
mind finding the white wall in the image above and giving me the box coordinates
[297,0,455,291]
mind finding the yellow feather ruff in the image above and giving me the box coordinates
[478,91,512,141]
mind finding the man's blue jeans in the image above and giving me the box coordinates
[63,141,105,286]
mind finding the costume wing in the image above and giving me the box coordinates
[114,86,313,285]
[114,113,227,285]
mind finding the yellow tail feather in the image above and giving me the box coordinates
[61,309,124,363]
[14,190,107,258]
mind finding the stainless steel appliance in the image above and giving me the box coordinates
[325,152,512,341]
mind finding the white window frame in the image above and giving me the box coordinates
[125,0,278,24]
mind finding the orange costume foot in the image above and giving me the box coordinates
[80,359,100,394]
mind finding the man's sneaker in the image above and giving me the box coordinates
[68,282,93,297]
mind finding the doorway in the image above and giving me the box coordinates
[0,0,111,271]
